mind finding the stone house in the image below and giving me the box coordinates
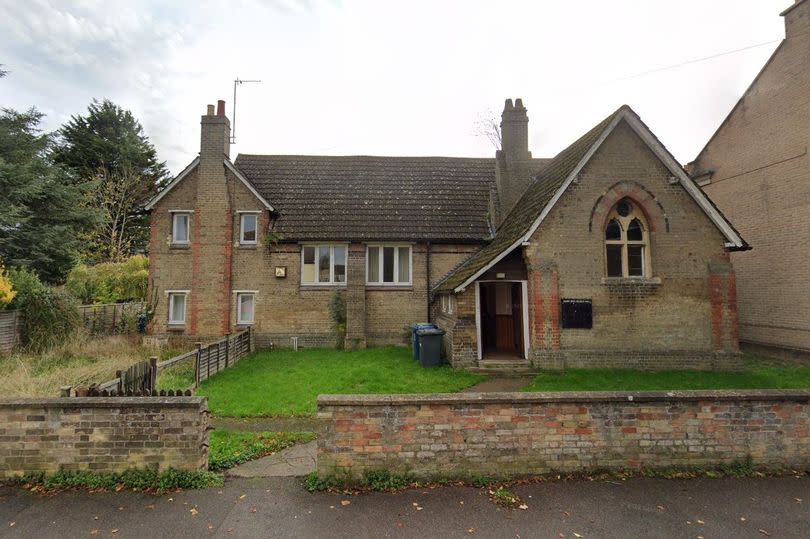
[688,0,810,357]
[146,98,747,370]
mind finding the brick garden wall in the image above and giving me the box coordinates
[317,390,810,479]
[0,397,209,479]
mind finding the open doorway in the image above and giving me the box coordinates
[478,281,526,360]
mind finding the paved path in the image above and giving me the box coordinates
[1,476,807,538]
[228,441,317,478]
[463,376,533,393]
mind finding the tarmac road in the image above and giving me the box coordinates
[1,475,808,538]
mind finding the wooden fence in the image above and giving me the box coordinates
[0,310,20,355]
[195,328,252,385]
[70,328,253,396]
[80,302,147,335]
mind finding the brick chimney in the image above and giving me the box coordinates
[495,98,533,222]
[192,101,233,337]
[781,0,809,38]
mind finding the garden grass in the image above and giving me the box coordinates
[523,354,810,392]
[156,360,196,391]
[197,347,485,417]
[208,430,316,471]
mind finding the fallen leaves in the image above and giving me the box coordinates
[340,500,351,506]
[190,508,199,517]
[758,529,770,536]
[518,504,528,510]
[8,522,15,528]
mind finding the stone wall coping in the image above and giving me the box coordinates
[0,397,207,410]
[317,389,810,406]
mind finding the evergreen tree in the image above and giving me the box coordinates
[54,99,169,261]
[0,108,99,283]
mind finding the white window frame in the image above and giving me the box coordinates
[166,290,189,326]
[448,294,455,314]
[234,291,257,325]
[300,244,348,286]
[365,244,413,286]
[170,211,192,245]
[238,211,260,245]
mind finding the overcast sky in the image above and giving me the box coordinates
[0,0,789,175]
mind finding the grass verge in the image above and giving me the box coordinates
[209,430,316,471]
[524,355,810,392]
[305,457,806,494]
[197,347,485,417]
[11,468,223,493]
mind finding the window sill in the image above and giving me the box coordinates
[600,277,661,286]
[167,324,186,331]
[299,284,347,290]
[237,244,258,250]
[235,323,255,328]
[170,244,190,250]
[366,285,414,291]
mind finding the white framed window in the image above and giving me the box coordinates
[171,212,191,244]
[239,212,259,244]
[167,291,188,325]
[441,294,455,314]
[366,245,412,285]
[236,292,256,325]
[301,245,347,285]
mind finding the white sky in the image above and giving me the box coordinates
[0,0,789,175]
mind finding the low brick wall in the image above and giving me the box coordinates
[317,390,810,479]
[0,397,209,479]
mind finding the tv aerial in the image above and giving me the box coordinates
[231,77,261,144]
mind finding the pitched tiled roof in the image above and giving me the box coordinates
[434,107,625,292]
[234,155,523,243]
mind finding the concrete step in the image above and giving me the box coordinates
[470,359,539,375]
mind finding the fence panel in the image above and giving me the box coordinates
[0,310,20,354]
[195,328,252,385]
[79,302,146,335]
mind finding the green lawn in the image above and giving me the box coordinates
[197,347,485,417]
[208,430,316,471]
[523,355,810,392]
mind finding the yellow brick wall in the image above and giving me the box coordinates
[690,3,810,352]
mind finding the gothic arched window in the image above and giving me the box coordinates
[605,198,650,278]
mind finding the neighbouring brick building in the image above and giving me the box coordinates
[688,0,810,356]
[146,97,748,371]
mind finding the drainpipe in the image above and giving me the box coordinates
[426,241,432,323]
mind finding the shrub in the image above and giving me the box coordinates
[66,255,149,304]
[8,267,81,351]
[328,289,346,349]
[0,262,15,309]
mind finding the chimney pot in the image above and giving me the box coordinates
[207,104,215,115]
[504,98,514,111]
[217,100,226,117]
[514,98,524,109]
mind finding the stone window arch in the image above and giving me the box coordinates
[605,198,650,278]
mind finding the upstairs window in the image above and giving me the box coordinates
[301,245,347,285]
[367,245,411,285]
[239,213,259,244]
[605,198,650,278]
[171,212,190,244]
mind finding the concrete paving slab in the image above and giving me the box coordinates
[227,441,317,478]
